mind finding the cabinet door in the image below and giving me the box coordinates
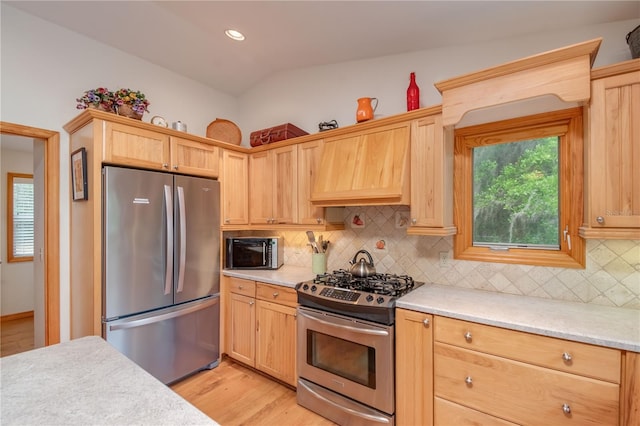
[396,309,433,426]
[588,71,640,231]
[170,136,219,178]
[104,122,170,169]
[221,150,248,226]
[409,114,456,235]
[228,293,255,367]
[249,151,274,224]
[255,300,297,387]
[272,145,298,224]
[298,140,326,225]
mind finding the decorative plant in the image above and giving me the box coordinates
[113,88,150,115]
[76,87,114,110]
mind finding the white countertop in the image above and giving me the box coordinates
[397,284,640,352]
[223,265,315,288]
[0,336,218,425]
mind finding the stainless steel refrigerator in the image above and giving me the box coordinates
[102,165,220,384]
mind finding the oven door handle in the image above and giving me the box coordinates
[298,309,389,336]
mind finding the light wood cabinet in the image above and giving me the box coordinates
[298,139,327,225]
[220,149,249,226]
[433,316,621,425]
[581,59,640,239]
[223,276,297,387]
[622,351,640,426]
[249,145,298,225]
[434,397,519,426]
[104,122,219,177]
[395,309,433,426]
[407,111,456,236]
[311,121,411,206]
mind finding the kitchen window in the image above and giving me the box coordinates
[453,108,585,268]
[7,173,34,262]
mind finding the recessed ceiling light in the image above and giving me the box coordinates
[225,29,245,41]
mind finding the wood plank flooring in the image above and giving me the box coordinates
[171,358,337,426]
[1,316,34,357]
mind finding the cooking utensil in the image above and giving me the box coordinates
[349,249,376,277]
[306,231,318,253]
[317,234,324,253]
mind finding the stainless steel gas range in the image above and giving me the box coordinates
[296,269,423,426]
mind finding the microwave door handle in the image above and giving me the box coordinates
[176,186,186,293]
[298,309,389,337]
[163,185,173,296]
[263,241,267,266]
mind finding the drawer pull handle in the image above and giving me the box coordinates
[422,318,430,327]
[464,331,472,342]
[562,404,571,414]
[596,216,604,224]
[238,285,243,290]
[464,376,473,386]
[273,292,279,298]
[562,352,572,362]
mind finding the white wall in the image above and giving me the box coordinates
[0,148,35,316]
[1,3,638,340]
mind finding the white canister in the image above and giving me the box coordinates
[172,121,187,132]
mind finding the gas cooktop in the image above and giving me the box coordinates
[296,270,423,325]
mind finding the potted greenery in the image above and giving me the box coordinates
[113,88,150,120]
[76,87,114,112]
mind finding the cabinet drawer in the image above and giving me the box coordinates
[434,316,621,383]
[434,397,519,426]
[228,277,256,297]
[434,343,619,426]
[256,283,297,308]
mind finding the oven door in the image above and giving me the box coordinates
[297,306,394,415]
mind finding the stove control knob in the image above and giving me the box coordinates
[302,284,309,291]
[311,285,317,292]
[366,295,374,303]
[376,296,385,304]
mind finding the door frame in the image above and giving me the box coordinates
[0,121,60,345]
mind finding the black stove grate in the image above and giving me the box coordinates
[313,269,416,297]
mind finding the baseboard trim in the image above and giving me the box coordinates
[1,311,34,322]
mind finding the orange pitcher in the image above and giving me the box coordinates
[356,97,378,123]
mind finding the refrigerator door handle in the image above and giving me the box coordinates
[107,296,219,331]
[176,186,187,293]
[163,185,174,296]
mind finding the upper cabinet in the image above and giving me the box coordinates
[249,145,298,225]
[408,109,456,236]
[104,121,219,178]
[297,139,327,225]
[311,120,411,206]
[220,149,249,227]
[580,59,640,239]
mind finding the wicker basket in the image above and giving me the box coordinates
[115,104,143,120]
[206,118,242,145]
[626,24,640,59]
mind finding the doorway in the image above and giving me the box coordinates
[0,121,60,347]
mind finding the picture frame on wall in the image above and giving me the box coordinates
[71,147,88,201]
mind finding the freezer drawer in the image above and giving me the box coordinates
[104,296,220,384]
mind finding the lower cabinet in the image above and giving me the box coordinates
[225,277,297,387]
[396,310,630,426]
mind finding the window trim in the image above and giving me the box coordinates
[453,107,586,268]
[7,172,34,263]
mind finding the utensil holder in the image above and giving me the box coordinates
[312,253,326,275]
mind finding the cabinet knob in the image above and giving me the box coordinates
[224,218,230,223]
[316,218,322,224]
[273,292,279,298]
[422,318,430,327]
[411,218,417,225]
[562,352,572,362]
[562,404,571,414]
[238,285,243,290]
[249,301,254,306]
[464,376,473,386]
[173,165,179,170]
[162,163,169,169]
[464,331,472,342]
[596,216,604,224]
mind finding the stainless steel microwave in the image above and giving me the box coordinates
[225,237,283,270]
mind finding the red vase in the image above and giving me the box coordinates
[407,72,420,111]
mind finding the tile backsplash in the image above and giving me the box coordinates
[272,206,640,309]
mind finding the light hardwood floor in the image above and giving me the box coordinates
[171,358,337,426]
[1,316,34,357]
